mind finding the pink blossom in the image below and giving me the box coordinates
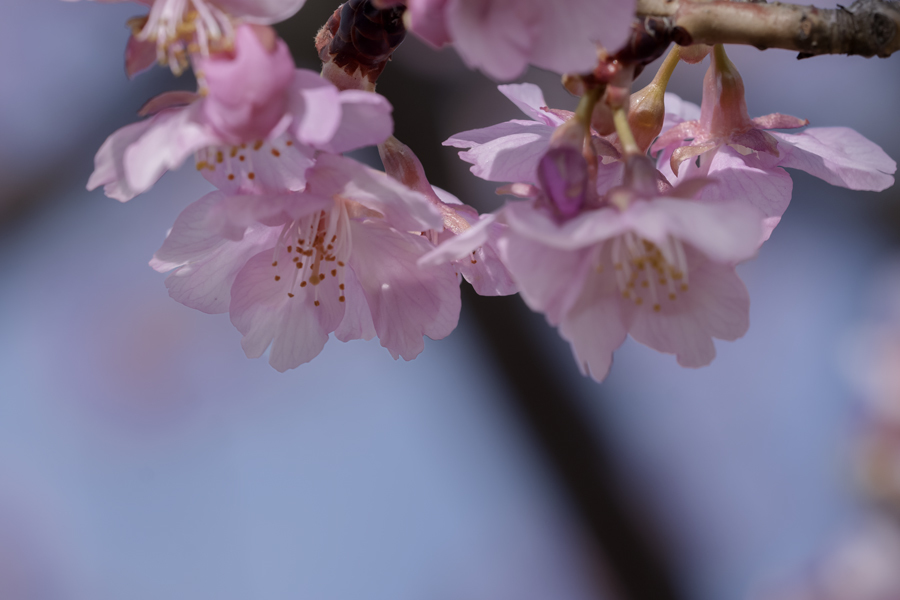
[62,0,307,76]
[653,45,896,241]
[378,136,516,296]
[87,25,393,201]
[379,0,635,80]
[445,83,625,194]
[426,156,762,381]
[151,154,461,371]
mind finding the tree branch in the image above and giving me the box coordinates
[636,0,900,58]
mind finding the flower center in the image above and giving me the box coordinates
[611,233,690,313]
[271,202,352,306]
[131,0,235,75]
[195,136,308,192]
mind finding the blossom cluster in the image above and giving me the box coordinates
[76,0,896,381]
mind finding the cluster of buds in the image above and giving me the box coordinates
[75,0,895,381]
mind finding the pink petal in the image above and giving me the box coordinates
[751,113,809,130]
[334,268,377,342]
[454,219,517,296]
[730,129,779,155]
[671,141,717,176]
[652,120,701,154]
[122,103,219,198]
[198,135,316,194]
[661,93,701,135]
[285,69,343,147]
[198,25,295,143]
[498,229,595,326]
[148,192,328,315]
[446,0,540,80]
[625,197,762,264]
[498,83,565,126]
[558,254,629,382]
[125,35,157,79]
[349,221,461,360]
[406,0,453,47]
[151,192,232,271]
[446,0,634,80]
[700,146,793,241]
[419,212,497,266]
[306,154,443,231]
[230,249,345,372]
[773,127,897,191]
[449,120,556,184]
[628,250,749,368]
[416,193,516,296]
[207,192,331,239]
[596,160,626,198]
[529,0,636,69]
[497,183,541,199]
[155,218,279,315]
[503,201,627,251]
[213,0,307,24]
[87,117,156,202]
[319,90,394,153]
[138,91,201,117]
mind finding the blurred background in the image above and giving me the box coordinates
[1,1,899,599]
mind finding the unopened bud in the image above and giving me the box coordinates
[317,0,407,91]
[627,80,666,153]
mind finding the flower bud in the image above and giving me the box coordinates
[317,0,407,91]
[627,79,666,154]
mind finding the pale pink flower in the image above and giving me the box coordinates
[88,25,393,201]
[653,45,896,240]
[62,0,307,76]
[426,156,762,382]
[151,154,461,371]
[445,83,624,194]
[378,136,516,296]
[378,0,635,80]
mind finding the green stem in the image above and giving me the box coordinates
[574,84,604,127]
[653,45,682,90]
[614,108,640,156]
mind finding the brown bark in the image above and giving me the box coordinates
[636,0,900,58]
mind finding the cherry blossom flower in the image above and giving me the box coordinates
[151,153,461,371]
[653,45,897,241]
[378,136,515,296]
[445,83,626,195]
[427,155,762,381]
[62,0,307,75]
[444,82,696,205]
[376,0,636,80]
[87,25,393,201]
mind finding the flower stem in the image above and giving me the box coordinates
[614,108,641,156]
[574,84,604,127]
[653,45,682,91]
